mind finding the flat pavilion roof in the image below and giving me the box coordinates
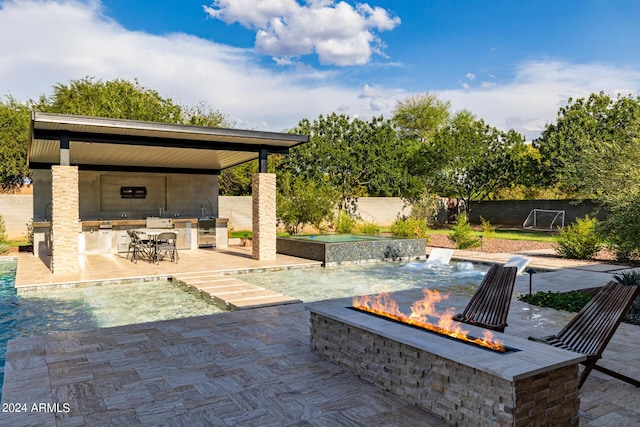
[28,112,309,174]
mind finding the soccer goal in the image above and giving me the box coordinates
[523,209,565,231]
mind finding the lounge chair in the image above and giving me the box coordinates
[529,281,640,389]
[503,255,531,275]
[426,248,454,265]
[452,264,518,332]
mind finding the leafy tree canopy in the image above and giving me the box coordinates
[534,92,640,193]
[282,113,422,211]
[421,110,527,212]
[0,96,31,191]
[391,92,451,142]
[0,77,230,191]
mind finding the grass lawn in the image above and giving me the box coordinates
[428,228,556,243]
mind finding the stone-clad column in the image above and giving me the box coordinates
[51,165,79,274]
[252,173,276,260]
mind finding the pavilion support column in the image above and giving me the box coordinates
[252,173,276,261]
[51,165,80,275]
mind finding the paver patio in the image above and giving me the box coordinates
[1,247,639,426]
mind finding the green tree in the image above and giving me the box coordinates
[276,172,337,235]
[0,96,31,190]
[536,92,640,260]
[421,111,526,212]
[534,92,640,193]
[35,77,183,123]
[0,77,231,191]
[284,113,421,212]
[392,93,451,142]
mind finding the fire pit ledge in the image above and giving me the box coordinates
[307,299,585,426]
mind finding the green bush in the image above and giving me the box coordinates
[276,174,337,235]
[448,213,480,249]
[518,290,594,312]
[480,216,495,241]
[0,215,7,244]
[555,215,602,259]
[335,210,357,234]
[390,217,429,241]
[355,221,380,235]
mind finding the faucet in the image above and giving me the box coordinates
[207,200,214,218]
[44,201,52,221]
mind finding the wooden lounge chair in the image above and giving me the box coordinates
[452,264,518,332]
[529,281,640,389]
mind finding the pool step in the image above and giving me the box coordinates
[171,273,301,310]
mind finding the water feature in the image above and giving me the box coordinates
[237,260,490,302]
[0,258,223,401]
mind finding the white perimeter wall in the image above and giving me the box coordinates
[1,195,410,237]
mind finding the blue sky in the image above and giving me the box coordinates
[1,0,639,140]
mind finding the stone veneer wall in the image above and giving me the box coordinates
[276,237,426,265]
[252,173,276,260]
[51,166,80,274]
[310,313,580,427]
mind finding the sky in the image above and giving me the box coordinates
[1,0,639,140]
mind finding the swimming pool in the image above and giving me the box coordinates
[237,260,490,302]
[0,259,223,401]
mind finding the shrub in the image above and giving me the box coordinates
[555,215,602,260]
[518,290,594,312]
[390,217,429,241]
[354,221,380,235]
[448,213,480,249]
[335,210,357,234]
[0,243,9,255]
[277,174,337,235]
[0,215,7,244]
[480,216,495,241]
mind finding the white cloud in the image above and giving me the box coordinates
[0,0,388,130]
[465,72,475,81]
[437,60,640,141]
[1,1,638,142]
[203,0,400,66]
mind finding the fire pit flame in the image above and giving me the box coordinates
[352,289,506,352]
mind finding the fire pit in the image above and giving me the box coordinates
[308,295,585,426]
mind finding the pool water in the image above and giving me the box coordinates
[0,259,223,401]
[237,260,490,302]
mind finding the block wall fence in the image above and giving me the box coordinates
[0,195,602,239]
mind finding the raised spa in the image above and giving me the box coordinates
[276,234,426,265]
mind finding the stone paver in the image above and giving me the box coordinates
[2,247,639,425]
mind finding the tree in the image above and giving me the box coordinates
[276,172,338,235]
[0,77,231,191]
[421,110,526,212]
[283,113,421,212]
[0,96,31,191]
[536,92,640,260]
[34,77,183,123]
[534,92,640,193]
[392,93,451,142]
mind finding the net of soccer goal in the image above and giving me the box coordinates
[522,209,565,231]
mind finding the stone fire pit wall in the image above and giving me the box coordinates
[308,300,585,427]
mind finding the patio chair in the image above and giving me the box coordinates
[130,231,153,263]
[126,230,148,263]
[529,281,640,389]
[452,264,518,332]
[155,231,179,264]
[426,248,454,265]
